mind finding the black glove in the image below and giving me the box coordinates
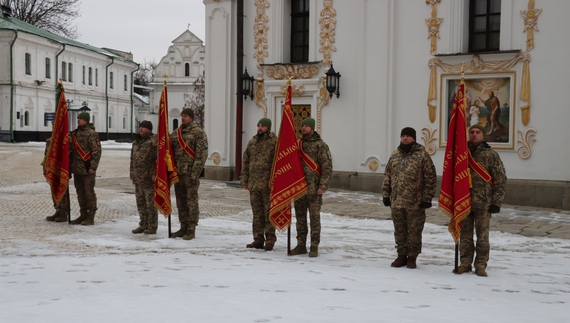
[420,201,432,209]
[382,197,391,207]
[488,205,500,214]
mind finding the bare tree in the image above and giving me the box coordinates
[133,60,157,95]
[2,0,81,39]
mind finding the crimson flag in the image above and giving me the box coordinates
[438,81,472,243]
[44,82,70,206]
[269,82,307,231]
[154,82,179,216]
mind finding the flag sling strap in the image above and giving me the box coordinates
[177,127,196,159]
[298,139,321,175]
[72,132,92,161]
[468,151,494,185]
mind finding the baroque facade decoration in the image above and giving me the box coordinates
[253,0,270,115]
[279,83,305,96]
[421,127,438,156]
[520,0,542,51]
[517,127,536,159]
[319,0,337,67]
[425,0,442,56]
[266,64,319,80]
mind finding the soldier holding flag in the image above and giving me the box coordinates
[455,124,506,277]
[291,117,333,258]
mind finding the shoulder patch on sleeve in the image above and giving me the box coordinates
[327,150,332,160]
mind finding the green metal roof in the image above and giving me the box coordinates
[0,13,135,64]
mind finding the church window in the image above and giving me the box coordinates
[25,53,31,75]
[45,58,51,79]
[185,63,190,77]
[469,0,501,52]
[291,0,310,62]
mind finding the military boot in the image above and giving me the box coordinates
[132,226,145,234]
[46,212,59,221]
[170,224,188,238]
[70,213,87,225]
[144,228,157,235]
[309,246,318,258]
[406,256,417,269]
[54,213,68,222]
[453,265,472,274]
[391,255,408,268]
[246,241,264,249]
[183,225,196,240]
[80,210,95,226]
[475,268,488,277]
[289,245,307,255]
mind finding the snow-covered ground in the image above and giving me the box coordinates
[1,141,568,322]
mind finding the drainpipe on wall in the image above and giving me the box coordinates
[130,63,140,139]
[105,57,114,140]
[9,29,18,142]
[235,0,244,180]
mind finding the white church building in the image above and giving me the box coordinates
[0,8,138,142]
[202,0,570,209]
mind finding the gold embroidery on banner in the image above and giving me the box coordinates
[520,0,542,51]
[319,0,337,67]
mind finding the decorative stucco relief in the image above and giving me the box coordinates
[316,77,330,134]
[319,0,337,67]
[517,128,536,159]
[255,79,267,117]
[425,0,442,56]
[253,0,270,113]
[266,65,320,80]
[280,83,305,97]
[421,127,438,156]
[427,52,531,125]
[520,0,541,51]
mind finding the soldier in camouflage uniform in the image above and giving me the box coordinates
[43,133,70,222]
[130,120,158,234]
[382,127,437,269]
[291,118,333,258]
[69,112,101,225]
[241,118,278,251]
[455,124,506,277]
[170,108,208,240]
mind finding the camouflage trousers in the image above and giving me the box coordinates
[293,194,322,248]
[174,175,200,226]
[459,208,490,270]
[135,182,158,230]
[52,189,70,217]
[249,189,276,244]
[391,207,426,257]
[73,173,97,216]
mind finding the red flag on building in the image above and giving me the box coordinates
[438,81,472,243]
[154,82,179,216]
[44,82,70,206]
[269,81,307,231]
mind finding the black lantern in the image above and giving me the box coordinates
[242,68,254,100]
[325,63,341,98]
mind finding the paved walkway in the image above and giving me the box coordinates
[1,142,569,250]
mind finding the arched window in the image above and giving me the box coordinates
[173,118,179,130]
[185,63,190,77]
[24,111,30,126]
[109,116,113,129]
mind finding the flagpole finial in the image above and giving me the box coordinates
[286,78,292,87]
[162,74,169,85]
[460,64,465,81]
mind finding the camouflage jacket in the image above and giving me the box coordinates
[382,143,437,209]
[299,132,333,194]
[468,142,507,208]
[171,122,208,178]
[70,124,101,175]
[240,131,278,191]
[130,133,157,184]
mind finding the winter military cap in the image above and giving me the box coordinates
[139,120,153,132]
[258,118,271,130]
[469,124,486,134]
[400,127,416,141]
[78,112,90,123]
[301,117,315,130]
[181,108,194,119]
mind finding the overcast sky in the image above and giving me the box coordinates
[74,0,206,64]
